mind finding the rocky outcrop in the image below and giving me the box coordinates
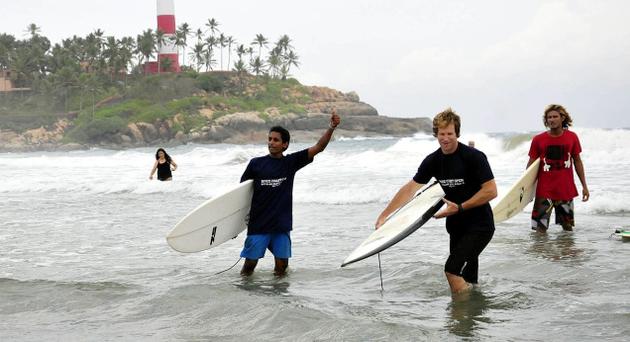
[0,84,433,151]
[304,101,378,117]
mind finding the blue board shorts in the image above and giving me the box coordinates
[240,232,292,260]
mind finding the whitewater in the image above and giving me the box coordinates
[1,127,628,341]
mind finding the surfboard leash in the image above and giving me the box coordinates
[214,257,243,275]
[377,253,384,292]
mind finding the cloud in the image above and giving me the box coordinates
[378,1,630,130]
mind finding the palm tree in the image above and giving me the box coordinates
[252,33,268,58]
[93,29,105,45]
[232,59,248,91]
[0,33,17,70]
[136,29,155,74]
[204,48,216,72]
[250,56,265,76]
[190,42,205,72]
[103,36,120,80]
[118,36,135,83]
[205,18,220,36]
[233,59,247,74]
[84,33,101,72]
[277,34,293,54]
[218,33,226,70]
[174,30,187,67]
[247,46,254,64]
[176,23,191,66]
[8,48,33,87]
[25,23,41,38]
[236,44,246,62]
[282,50,300,79]
[204,36,218,71]
[226,36,235,70]
[195,28,204,43]
[155,29,167,73]
[267,50,281,79]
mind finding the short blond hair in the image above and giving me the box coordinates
[433,108,461,137]
[543,104,573,128]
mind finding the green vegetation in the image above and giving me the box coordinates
[1,20,308,143]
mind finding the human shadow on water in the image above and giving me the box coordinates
[446,290,492,338]
[526,231,587,264]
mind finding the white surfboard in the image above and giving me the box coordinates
[492,158,540,223]
[166,180,253,253]
[341,181,445,267]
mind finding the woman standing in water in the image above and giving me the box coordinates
[149,148,178,181]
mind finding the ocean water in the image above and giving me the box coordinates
[1,128,629,341]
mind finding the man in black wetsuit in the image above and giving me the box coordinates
[376,108,497,294]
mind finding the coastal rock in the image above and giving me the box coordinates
[126,123,144,142]
[305,101,378,116]
[309,86,347,102]
[214,112,266,131]
[174,131,187,142]
[136,122,159,142]
[346,91,360,102]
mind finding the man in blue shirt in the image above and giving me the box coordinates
[240,110,341,276]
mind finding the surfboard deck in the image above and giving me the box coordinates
[166,180,253,253]
[341,181,445,267]
[492,158,540,223]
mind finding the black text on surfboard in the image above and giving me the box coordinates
[210,226,217,245]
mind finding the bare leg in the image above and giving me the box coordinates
[240,258,258,276]
[274,258,288,277]
[446,272,472,294]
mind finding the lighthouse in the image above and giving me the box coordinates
[156,0,180,72]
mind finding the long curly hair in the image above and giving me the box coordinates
[543,104,573,128]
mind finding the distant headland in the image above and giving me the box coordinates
[0,23,431,152]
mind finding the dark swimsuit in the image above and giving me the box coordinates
[157,160,172,181]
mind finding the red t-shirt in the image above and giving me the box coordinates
[528,130,582,200]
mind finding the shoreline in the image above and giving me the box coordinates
[0,115,432,153]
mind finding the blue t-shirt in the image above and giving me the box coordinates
[240,149,312,235]
[413,142,495,234]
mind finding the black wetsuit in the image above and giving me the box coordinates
[413,142,495,283]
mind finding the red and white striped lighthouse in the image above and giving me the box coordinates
[156,0,180,72]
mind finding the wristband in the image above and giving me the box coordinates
[457,203,464,213]
[329,123,336,130]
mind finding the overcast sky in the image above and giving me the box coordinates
[2,0,629,132]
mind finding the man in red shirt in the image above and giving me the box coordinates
[527,104,590,233]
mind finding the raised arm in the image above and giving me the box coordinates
[307,109,341,160]
[375,179,424,229]
[434,179,497,218]
[149,160,158,180]
[573,154,589,201]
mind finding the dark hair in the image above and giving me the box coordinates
[269,126,290,145]
[155,148,172,162]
